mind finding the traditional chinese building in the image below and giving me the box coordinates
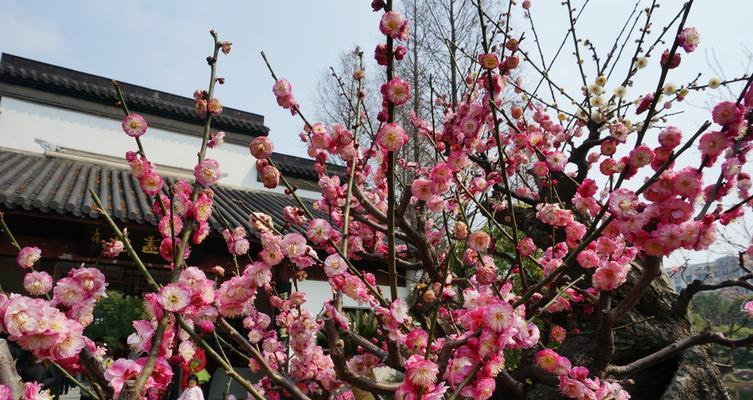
[0,53,409,311]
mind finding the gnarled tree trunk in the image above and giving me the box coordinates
[525,267,729,399]
[0,339,24,400]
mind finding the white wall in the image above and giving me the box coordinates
[0,97,321,199]
[296,279,410,314]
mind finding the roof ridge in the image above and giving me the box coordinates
[0,53,269,137]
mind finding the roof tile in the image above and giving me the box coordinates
[0,150,323,235]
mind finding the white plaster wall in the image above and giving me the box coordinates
[0,97,321,199]
[296,279,410,314]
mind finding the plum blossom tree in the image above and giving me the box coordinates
[2,1,753,400]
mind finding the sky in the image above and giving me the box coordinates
[0,0,383,158]
[1,0,752,265]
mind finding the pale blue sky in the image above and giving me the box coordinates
[1,0,751,264]
[0,1,382,157]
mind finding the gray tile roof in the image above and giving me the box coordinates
[0,150,321,234]
[270,152,346,182]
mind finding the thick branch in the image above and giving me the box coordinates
[592,256,661,374]
[81,348,115,400]
[324,319,400,395]
[0,339,23,400]
[217,318,312,400]
[675,275,753,314]
[606,329,753,377]
[610,256,662,321]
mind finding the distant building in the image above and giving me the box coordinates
[664,255,750,294]
[0,53,410,312]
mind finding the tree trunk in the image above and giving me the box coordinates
[119,380,139,400]
[0,339,24,400]
[524,268,729,399]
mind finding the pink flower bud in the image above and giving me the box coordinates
[198,320,215,334]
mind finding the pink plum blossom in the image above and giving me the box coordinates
[17,246,41,269]
[249,136,275,159]
[194,158,221,186]
[379,11,408,40]
[121,113,147,137]
[23,271,53,296]
[677,27,700,53]
[208,131,225,148]
[158,283,191,312]
[376,123,408,152]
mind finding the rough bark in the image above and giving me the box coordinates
[119,380,139,400]
[523,264,729,399]
[0,339,24,400]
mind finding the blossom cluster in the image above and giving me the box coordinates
[536,349,630,399]
[0,265,107,369]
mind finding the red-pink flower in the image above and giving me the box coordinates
[677,27,700,53]
[23,271,53,296]
[479,53,500,70]
[0,385,11,400]
[24,382,53,400]
[550,325,567,343]
[628,145,654,168]
[558,376,588,399]
[518,237,537,257]
[158,283,191,312]
[608,189,640,220]
[658,126,682,149]
[249,136,275,159]
[158,215,183,238]
[380,77,411,106]
[104,359,144,397]
[208,131,225,148]
[390,298,409,324]
[207,97,223,116]
[17,246,41,269]
[483,301,514,332]
[712,101,744,127]
[593,261,629,292]
[126,320,155,353]
[139,172,164,196]
[454,221,468,239]
[405,354,438,387]
[306,219,332,244]
[576,249,600,269]
[743,301,753,317]
[259,164,280,189]
[374,43,388,66]
[376,123,408,151]
[468,231,491,252]
[193,192,214,222]
[158,237,189,262]
[223,226,250,256]
[474,377,496,400]
[121,113,147,137]
[379,11,408,40]
[102,239,124,258]
[671,167,702,198]
[660,49,681,69]
[194,158,221,186]
[411,178,433,201]
[698,131,729,164]
[635,93,654,114]
[272,79,292,98]
[546,151,568,172]
[535,349,571,375]
[281,233,307,258]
